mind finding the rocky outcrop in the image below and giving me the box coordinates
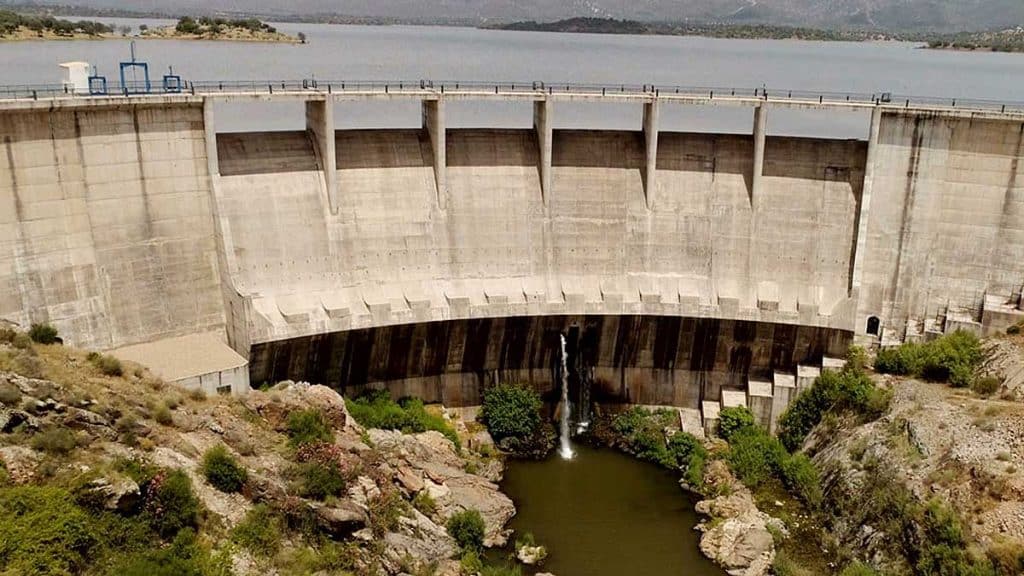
[0,445,40,483]
[368,428,516,547]
[694,460,780,576]
[311,501,369,538]
[82,475,141,512]
[0,347,519,576]
[807,376,1024,569]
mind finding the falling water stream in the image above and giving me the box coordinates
[558,334,574,459]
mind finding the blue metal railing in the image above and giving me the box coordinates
[2,79,1023,114]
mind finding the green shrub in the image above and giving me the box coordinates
[773,548,814,576]
[31,427,77,455]
[28,323,59,344]
[838,562,880,576]
[874,342,924,375]
[609,407,681,468]
[1007,324,1021,335]
[972,376,1002,397]
[778,357,890,452]
[154,403,173,425]
[446,508,486,552]
[0,486,97,574]
[297,461,346,500]
[11,332,32,350]
[368,489,407,537]
[460,550,484,573]
[479,383,543,443]
[346,391,461,450]
[481,565,523,576]
[399,396,461,449]
[726,426,786,488]
[286,409,333,448]
[176,16,200,34]
[719,406,756,441]
[201,445,247,493]
[115,527,231,576]
[987,537,1024,575]
[89,353,123,377]
[0,380,19,406]
[667,432,706,471]
[875,331,982,388]
[145,469,200,538]
[780,453,822,507]
[413,490,437,516]
[685,452,707,488]
[0,327,15,343]
[233,504,282,557]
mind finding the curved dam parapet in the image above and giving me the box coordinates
[2,88,1023,410]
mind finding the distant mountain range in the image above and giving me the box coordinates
[4,0,1024,32]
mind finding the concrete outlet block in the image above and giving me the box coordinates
[720,389,747,409]
[678,408,705,439]
[822,357,846,372]
[796,365,821,393]
[701,401,721,438]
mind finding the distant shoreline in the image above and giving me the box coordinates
[486,18,1024,53]
[0,11,301,43]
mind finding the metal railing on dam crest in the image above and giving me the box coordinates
[2,78,1024,116]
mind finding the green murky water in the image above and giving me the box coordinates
[495,443,726,576]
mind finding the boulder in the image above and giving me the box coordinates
[380,509,458,573]
[60,407,114,439]
[444,473,516,547]
[0,408,37,433]
[0,445,41,483]
[347,475,382,509]
[695,461,777,576]
[396,465,425,494]
[517,544,548,565]
[83,476,141,512]
[312,500,369,538]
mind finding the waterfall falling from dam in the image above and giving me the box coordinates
[559,334,574,460]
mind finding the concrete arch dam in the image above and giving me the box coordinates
[2,88,1023,420]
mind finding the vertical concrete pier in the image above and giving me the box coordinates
[751,104,767,203]
[422,98,447,208]
[305,99,338,214]
[770,371,797,434]
[642,100,659,208]
[533,99,553,203]
[203,99,219,178]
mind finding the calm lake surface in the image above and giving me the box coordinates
[495,443,724,576]
[3,20,1024,136]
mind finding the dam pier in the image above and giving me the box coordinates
[2,82,1023,428]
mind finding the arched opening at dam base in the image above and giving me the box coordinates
[250,315,850,435]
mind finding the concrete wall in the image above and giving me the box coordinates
[0,103,224,349]
[216,128,866,347]
[249,315,849,408]
[858,113,1024,340]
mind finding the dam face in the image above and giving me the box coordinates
[2,89,1023,412]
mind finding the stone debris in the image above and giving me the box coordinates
[695,460,779,576]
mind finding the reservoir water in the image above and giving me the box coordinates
[3,20,1024,136]
[496,444,724,576]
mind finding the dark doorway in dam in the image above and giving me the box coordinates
[248,315,852,409]
[867,316,881,336]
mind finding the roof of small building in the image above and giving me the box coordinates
[110,332,247,382]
